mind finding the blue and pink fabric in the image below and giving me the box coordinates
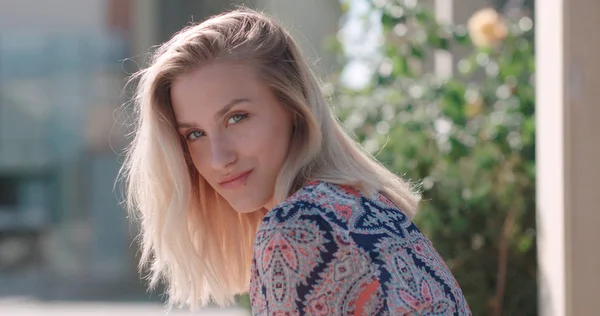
[250,180,471,315]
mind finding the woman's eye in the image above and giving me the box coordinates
[186,130,204,140]
[227,113,248,125]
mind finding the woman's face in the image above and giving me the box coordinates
[170,61,293,213]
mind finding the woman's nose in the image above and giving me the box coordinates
[209,136,237,171]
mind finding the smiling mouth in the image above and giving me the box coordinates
[219,169,253,188]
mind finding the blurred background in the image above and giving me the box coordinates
[0,0,597,315]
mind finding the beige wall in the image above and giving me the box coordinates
[131,0,341,78]
[0,0,105,31]
[131,0,159,60]
[564,1,600,313]
[536,0,600,315]
[255,0,341,77]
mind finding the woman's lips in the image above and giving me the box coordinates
[219,169,253,189]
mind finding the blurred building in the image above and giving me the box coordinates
[0,0,133,300]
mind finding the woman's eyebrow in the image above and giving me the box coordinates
[214,98,251,120]
[176,122,197,129]
[176,98,251,129]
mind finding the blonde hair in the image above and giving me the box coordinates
[121,7,419,310]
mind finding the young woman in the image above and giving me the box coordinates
[122,8,470,315]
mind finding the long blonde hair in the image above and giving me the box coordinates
[121,7,419,310]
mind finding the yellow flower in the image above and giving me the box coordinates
[465,89,483,119]
[467,8,508,48]
[465,96,483,119]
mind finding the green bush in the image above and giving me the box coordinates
[331,2,536,315]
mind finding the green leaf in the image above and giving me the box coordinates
[414,7,435,24]
[453,25,470,45]
[439,37,450,50]
[381,13,404,30]
[393,55,411,76]
[518,235,534,253]
[410,45,425,59]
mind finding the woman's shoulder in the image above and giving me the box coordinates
[256,179,421,259]
[252,181,471,314]
[260,180,410,230]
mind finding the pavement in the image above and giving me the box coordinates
[0,262,251,315]
[0,297,250,316]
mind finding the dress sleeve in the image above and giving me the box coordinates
[249,201,384,315]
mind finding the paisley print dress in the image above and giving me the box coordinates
[249,180,471,315]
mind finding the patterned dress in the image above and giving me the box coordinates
[249,180,471,315]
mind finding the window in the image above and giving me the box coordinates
[0,176,18,209]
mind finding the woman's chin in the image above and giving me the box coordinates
[228,200,269,214]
